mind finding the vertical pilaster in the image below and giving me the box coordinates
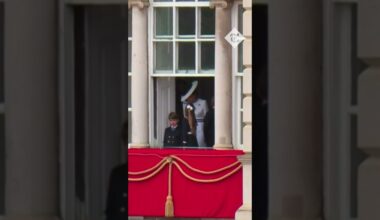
[129,0,150,148]
[235,0,252,219]
[211,0,233,150]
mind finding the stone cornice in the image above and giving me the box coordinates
[237,152,252,164]
[128,0,149,9]
[129,143,150,148]
[210,0,232,9]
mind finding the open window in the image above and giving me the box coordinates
[147,0,244,149]
[148,0,216,148]
[151,77,214,147]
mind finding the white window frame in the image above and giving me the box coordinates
[148,0,216,145]
[128,8,132,148]
[150,0,215,77]
[232,1,243,150]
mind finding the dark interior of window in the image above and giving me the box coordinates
[175,77,214,121]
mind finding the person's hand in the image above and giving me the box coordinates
[186,105,193,111]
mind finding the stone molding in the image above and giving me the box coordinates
[128,0,149,9]
[237,152,252,164]
[213,144,233,150]
[237,203,252,211]
[210,0,232,9]
[129,143,150,148]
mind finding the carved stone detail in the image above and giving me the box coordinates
[210,0,231,9]
[128,0,149,9]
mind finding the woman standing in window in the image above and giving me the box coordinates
[181,81,208,147]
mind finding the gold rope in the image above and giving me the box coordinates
[171,155,240,175]
[128,157,168,175]
[128,159,169,181]
[172,160,242,183]
[165,157,174,217]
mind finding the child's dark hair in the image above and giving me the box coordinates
[168,112,179,120]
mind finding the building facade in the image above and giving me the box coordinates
[0,0,379,220]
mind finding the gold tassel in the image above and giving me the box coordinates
[165,195,174,217]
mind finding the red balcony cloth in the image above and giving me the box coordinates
[128,148,244,218]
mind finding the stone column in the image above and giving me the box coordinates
[357,1,380,219]
[4,0,58,219]
[235,0,252,219]
[235,154,252,220]
[129,0,150,148]
[268,0,322,219]
[211,0,233,150]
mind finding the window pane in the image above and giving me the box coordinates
[128,9,132,38]
[128,41,131,73]
[178,8,195,36]
[240,77,243,109]
[200,42,214,71]
[238,5,243,33]
[201,8,215,36]
[155,8,173,37]
[177,42,195,72]
[155,42,173,71]
[128,111,131,143]
[237,5,244,73]
[128,75,131,108]
[155,0,173,2]
[238,43,243,73]
[240,111,243,147]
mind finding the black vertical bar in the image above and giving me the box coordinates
[74,6,86,203]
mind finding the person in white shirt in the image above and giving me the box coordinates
[181,81,209,147]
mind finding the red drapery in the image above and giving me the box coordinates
[128,148,244,218]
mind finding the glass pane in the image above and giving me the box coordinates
[177,42,195,72]
[201,8,215,36]
[240,110,243,147]
[155,8,173,37]
[155,0,173,2]
[176,0,195,1]
[128,111,131,143]
[200,42,214,71]
[128,41,131,73]
[128,75,131,108]
[178,8,195,36]
[155,42,173,71]
[128,9,132,38]
[238,5,243,33]
[238,43,243,73]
